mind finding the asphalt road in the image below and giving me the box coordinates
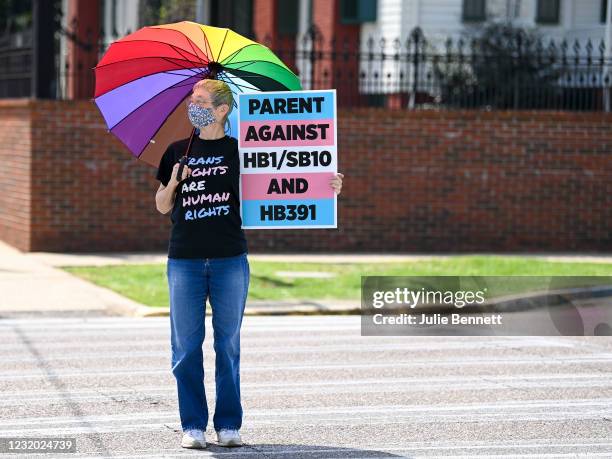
[0,313,611,458]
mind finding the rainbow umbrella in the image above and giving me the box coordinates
[93,21,302,167]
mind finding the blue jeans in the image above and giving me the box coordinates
[166,252,250,432]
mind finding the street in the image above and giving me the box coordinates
[0,313,611,458]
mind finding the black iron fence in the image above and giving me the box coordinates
[276,25,612,111]
[2,24,612,111]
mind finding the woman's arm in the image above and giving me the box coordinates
[155,183,177,215]
[155,162,191,214]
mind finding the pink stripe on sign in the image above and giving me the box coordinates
[241,172,336,200]
[240,119,335,147]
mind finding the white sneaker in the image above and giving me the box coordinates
[181,429,206,449]
[216,428,242,446]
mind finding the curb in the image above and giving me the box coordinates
[107,284,612,317]
[107,300,361,318]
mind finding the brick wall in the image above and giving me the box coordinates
[27,99,170,252]
[0,99,610,253]
[0,99,171,252]
[0,99,31,250]
[249,109,612,253]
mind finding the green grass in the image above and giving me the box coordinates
[61,256,612,308]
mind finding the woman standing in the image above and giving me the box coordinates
[155,79,344,449]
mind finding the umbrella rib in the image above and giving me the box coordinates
[97,41,209,81]
[199,26,214,64]
[215,29,230,63]
[155,56,203,77]
[95,57,205,99]
[224,59,295,74]
[96,39,205,69]
[220,43,256,66]
[174,42,207,68]
[222,70,296,92]
[175,28,210,69]
[95,61,206,100]
[164,42,208,74]
[216,72,244,96]
[215,74,243,110]
[94,55,195,72]
[95,54,204,79]
[103,75,197,131]
[136,93,191,160]
[217,71,259,93]
[162,69,205,78]
[222,61,259,72]
[170,79,210,89]
[149,24,210,66]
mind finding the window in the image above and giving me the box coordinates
[210,0,253,38]
[462,0,486,22]
[340,0,377,24]
[278,0,299,35]
[602,0,609,23]
[536,0,560,24]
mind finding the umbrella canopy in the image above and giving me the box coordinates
[93,21,302,167]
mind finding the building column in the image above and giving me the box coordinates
[311,0,362,106]
[253,0,300,75]
[253,0,278,47]
[65,0,100,100]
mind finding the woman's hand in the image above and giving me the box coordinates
[171,161,192,187]
[330,172,344,195]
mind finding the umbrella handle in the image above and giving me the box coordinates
[176,156,188,183]
[175,127,197,183]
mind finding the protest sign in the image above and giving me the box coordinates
[237,89,337,229]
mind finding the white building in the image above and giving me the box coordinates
[349,0,612,99]
[361,0,610,48]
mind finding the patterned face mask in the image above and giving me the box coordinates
[187,102,217,128]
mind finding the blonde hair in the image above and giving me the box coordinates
[192,79,234,134]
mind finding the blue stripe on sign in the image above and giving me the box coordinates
[238,91,335,122]
[241,199,335,226]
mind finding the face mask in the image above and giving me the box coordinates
[187,102,217,128]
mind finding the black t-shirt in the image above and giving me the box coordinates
[156,135,248,259]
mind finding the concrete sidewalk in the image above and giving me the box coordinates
[2,239,612,317]
[0,241,363,317]
[0,241,148,316]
